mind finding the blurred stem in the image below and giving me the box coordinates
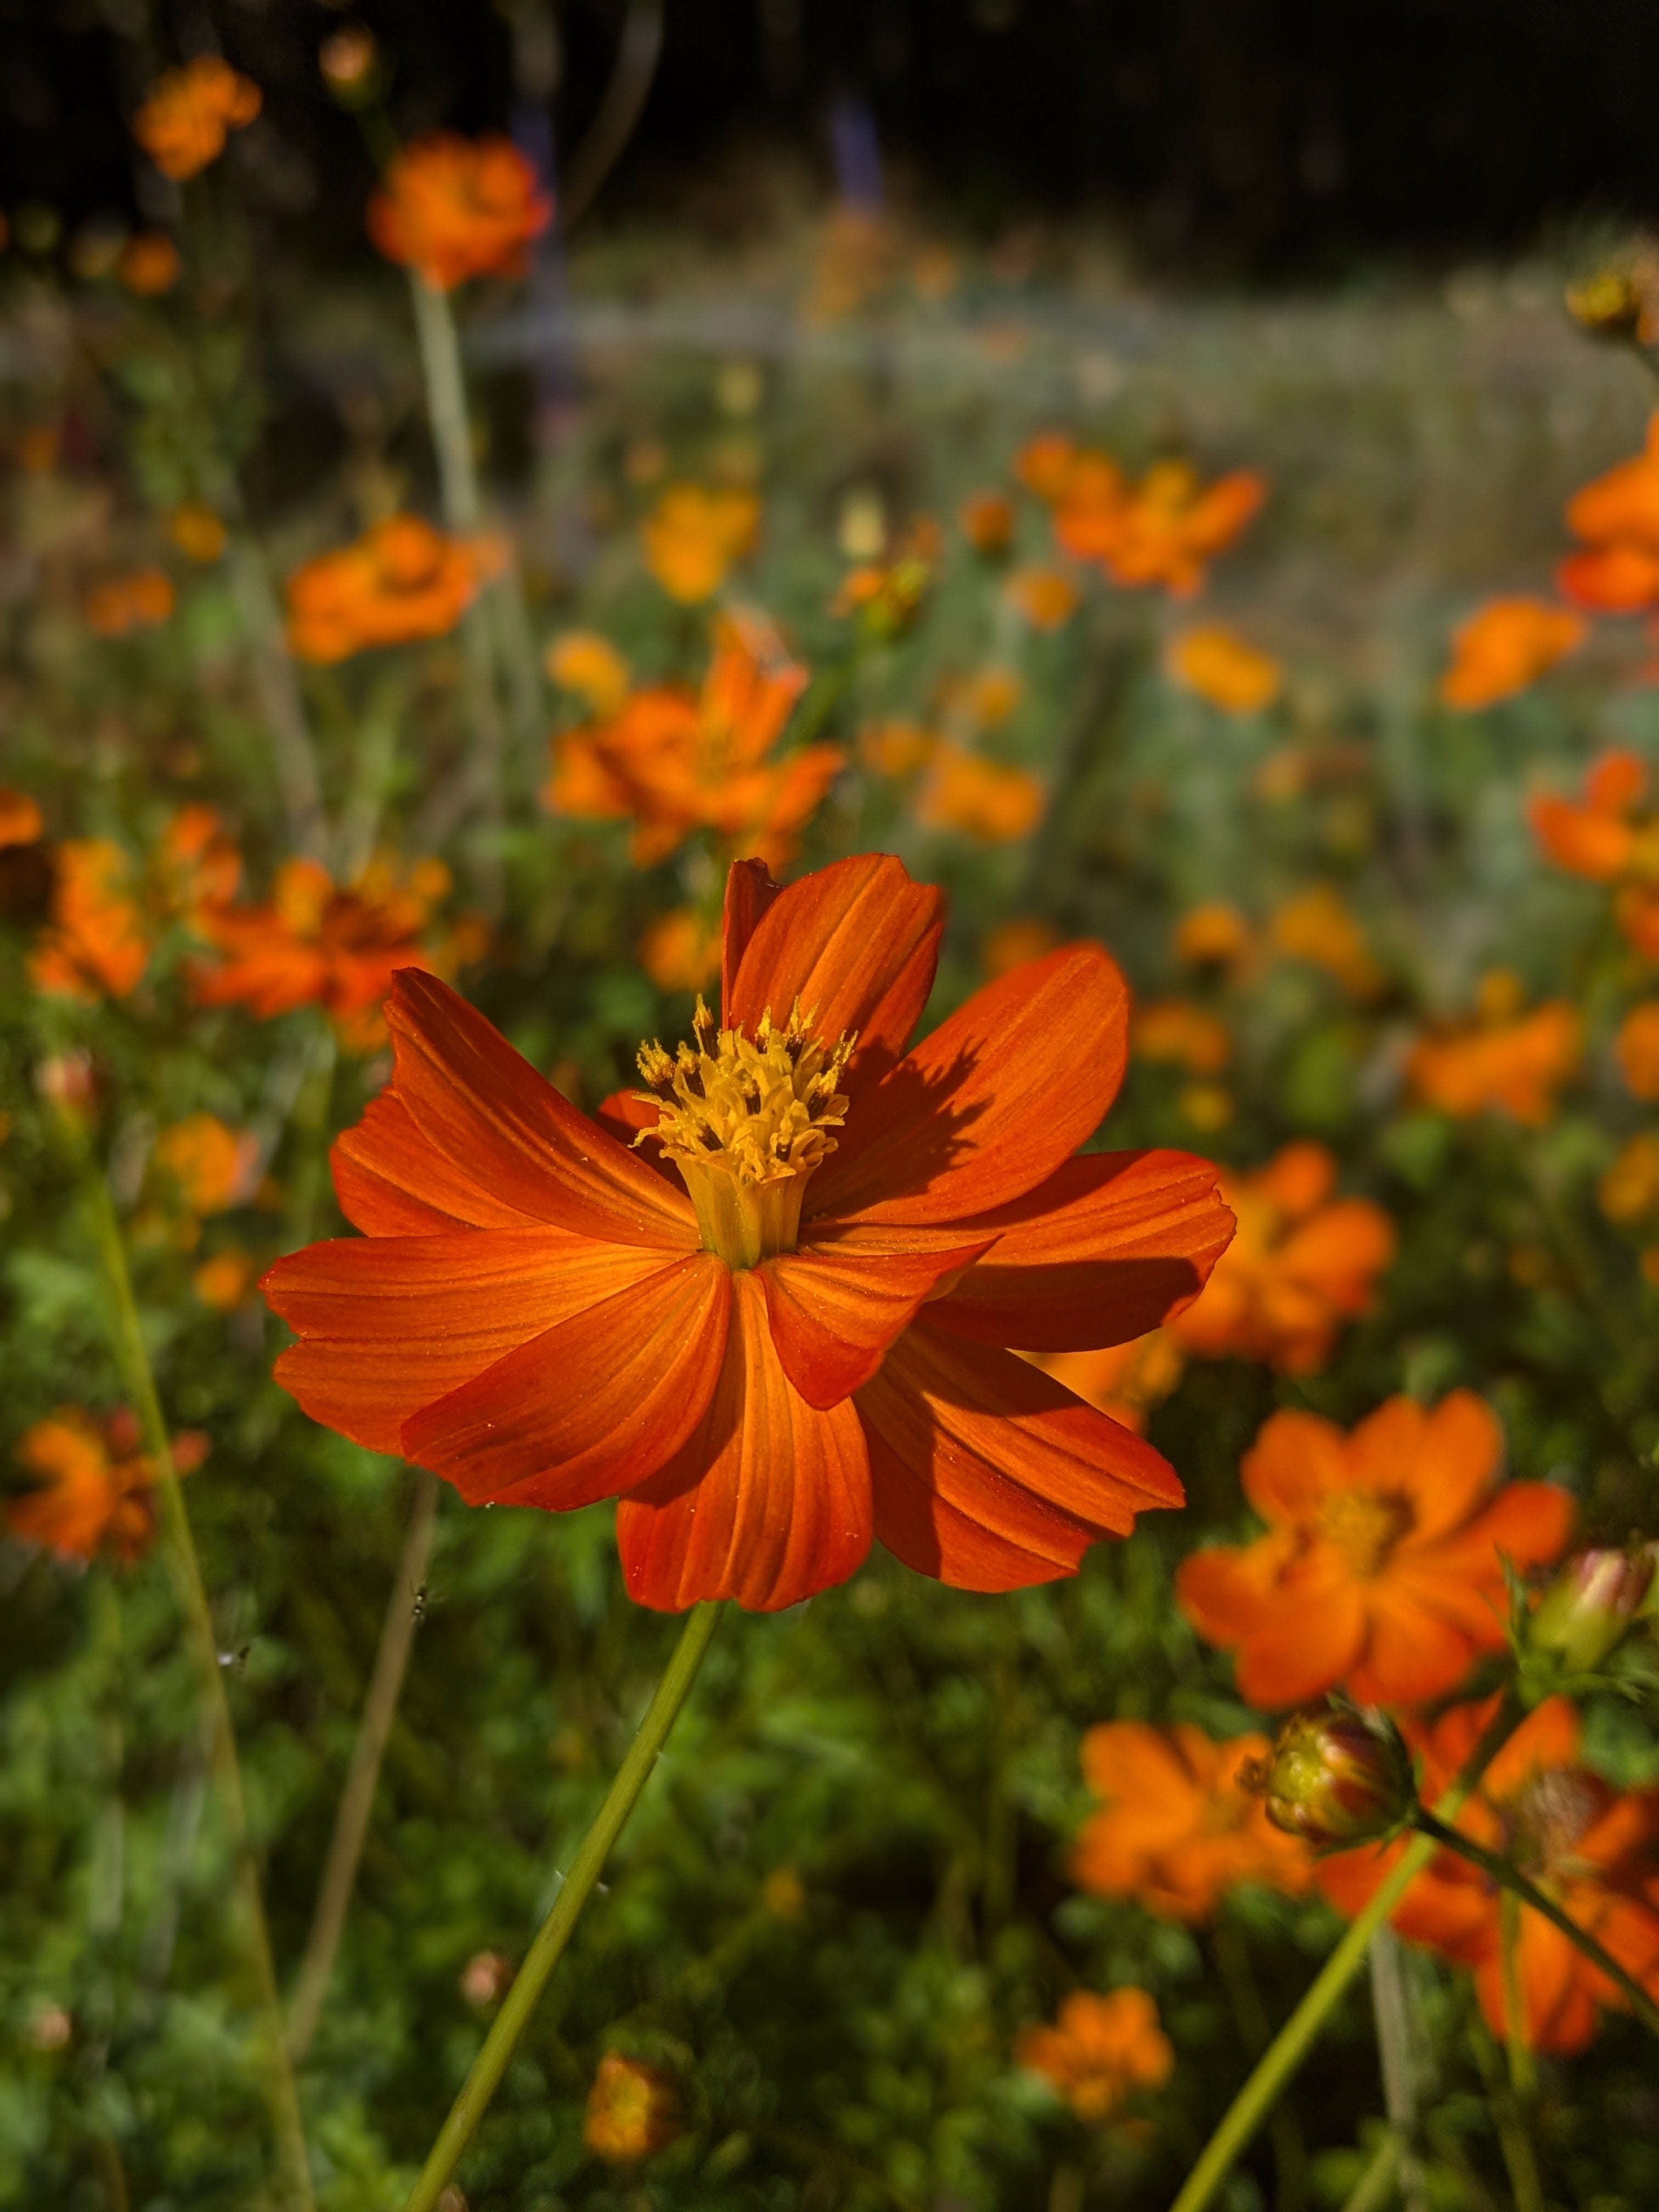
[280,1025,337,1257]
[1335,2131,1400,2212]
[1169,1691,1525,2212]
[1469,2017,1545,2212]
[1367,1929,1426,2212]
[1212,1912,1308,2212]
[1499,1890,1536,2096]
[223,532,330,863]
[286,1470,439,2062]
[1412,1806,1659,2042]
[332,669,406,882]
[70,1128,314,2212]
[402,1601,724,2212]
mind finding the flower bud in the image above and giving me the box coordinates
[1242,1707,1415,1849]
[35,1048,98,1130]
[1528,1544,1657,1674]
[319,25,380,105]
[1566,269,1645,343]
[583,2051,681,2164]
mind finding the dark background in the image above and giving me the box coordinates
[4,0,1659,274]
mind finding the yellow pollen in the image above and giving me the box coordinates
[1317,1489,1414,1576]
[634,995,855,1267]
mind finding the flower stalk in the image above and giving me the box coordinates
[401,1599,724,2212]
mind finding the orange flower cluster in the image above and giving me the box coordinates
[368,134,551,291]
[583,2052,681,2163]
[1015,1989,1173,2123]
[545,611,840,867]
[1167,1141,1394,1374]
[85,568,174,636]
[642,486,760,604]
[154,1114,260,1216]
[1530,749,1659,958]
[29,806,241,1004]
[832,518,941,637]
[193,855,455,1050]
[286,516,501,663]
[1559,413,1659,612]
[1070,1722,1309,1920]
[546,630,630,716]
[7,1408,207,1565]
[1322,1699,1659,2053]
[1018,433,1265,596]
[914,744,1045,843]
[1177,1392,1572,1709]
[1438,597,1585,709]
[1269,884,1383,997]
[1407,973,1583,1125]
[1167,625,1282,713]
[133,57,261,182]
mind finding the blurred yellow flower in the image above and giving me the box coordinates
[1167,625,1282,713]
[583,2052,681,2164]
[1175,901,1252,968]
[546,630,630,716]
[642,485,759,603]
[1271,884,1383,997]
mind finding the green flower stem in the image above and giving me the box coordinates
[1468,2016,1545,2212]
[1366,1928,1426,2212]
[1335,2131,1400,2212]
[1409,1807,1659,2041]
[400,1600,725,2212]
[75,1139,315,2212]
[1499,1888,1536,2095]
[1168,1692,1525,2212]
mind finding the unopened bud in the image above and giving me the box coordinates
[1528,1543,1657,1674]
[1243,1707,1414,1849]
[319,25,380,104]
[36,1049,98,1127]
[1565,270,1644,343]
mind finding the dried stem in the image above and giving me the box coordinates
[1367,1928,1426,2212]
[286,1469,440,2062]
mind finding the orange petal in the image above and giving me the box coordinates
[332,1090,547,1234]
[1239,1408,1351,1526]
[385,971,697,1247]
[1173,1541,1283,1646]
[760,1227,996,1407]
[725,852,945,1086]
[1234,1571,1367,1708]
[857,1322,1180,1592]
[924,1149,1232,1350]
[617,1272,871,1610]
[720,855,785,1011]
[266,1230,676,1455]
[402,1250,731,1508]
[1346,1584,1475,1706]
[810,945,1130,1228]
[1351,1390,1498,1540]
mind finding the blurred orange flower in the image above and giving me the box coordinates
[30,839,150,1001]
[983,917,1061,978]
[583,2052,681,2164]
[1270,884,1383,997]
[915,743,1043,842]
[368,133,551,291]
[1599,1132,1659,1224]
[1408,975,1582,1124]
[1015,432,1092,505]
[1175,901,1252,968]
[118,233,181,296]
[1015,1989,1173,2123]
[1004,566,1080,630]
[832,518,941,636]
[192,855,450,1049]
[154,804,242,928]
[546,630,630,716]
[1053,458,1265,597]
[1168,1141,1393,1375]
[169,501,227,563]
[1616,1001,1659,1099]
[193,1249,258,1311]
[286,516,500,663]
[960,490,1015,554]
[638,907,721,992]
[859,719,938,779]
[0,789,44,848]
[1530,750,1647,881]
[1167,625,1282,713]
[1321,1698,1659,2054]
[1030,1330,1184,1435]
[8,1408,206,1565]
[86,569,174,636]
[1439,597,1585,709]
[154,1115,259,1215]
[1132,998,1231,1075]
[1559,414,1659,611]
[1177,1392,1572,1709]
[134,57,261,182]
[1071,1722,1310,1920]
[546,610,839,866]
[642,484,759,604]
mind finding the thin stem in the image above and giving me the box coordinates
[286,1469,439,2062]
[1212,1912,1307,2212]
[1410,1806,1659,2041]
[1335,2131,1400,2212]
[1468,2018,1545,2212]
[400,1600,724,2212]
[223,533,330,863]
[1168,1692,1526,2212]
[73,1139,314,2211]
[1367,1929,1425,2212]
[1499,1889,1536,2096]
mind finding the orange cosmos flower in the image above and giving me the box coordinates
[1616,1001,1659,1099]
[638,906,721,992]
[286,516,500,664]
[546,629,630,716]
[1167,1142,1393,1375]
[1167,626,1282,713]
[960,490,1015,554]
[642,485,760,605]
[1070,1722,1310,1920]
[1175,902,1253,969]
[831,518,941,637]
[1439,597,1585,709]
[30,840,150,1002]
[1015,432,1092,506]
[1177,1391,1572,1709]
[1530,750,1648,881]
[1269,884,1383,997]
[118,233,182,296]
[154,1115,259,1215]
[1004,566,1079,630]
[86,569,174,637]
[154,804,242,929]
[1407,974,1583,1125]
[169,501,227,563]
[859,719,939,780]
[8,1408,206,1565]
[0,788,44,848]
[1054,460,1265,597]
[915,743,1044,842]
[134,57,261,182]
[1132,999,1231,1076]
[192,855,449,1050]
[194,1249,258,1311]
[583,2052,682,2163]
[1015,1989,1173,2123]
[1321,1698,1659,2054]
[368,134,551,291]
[1559,414,1659,611]
[983,918,1061,978]
[545,611,839,867]
[263,853,1235,1611]
[1030,1330,1184,1435]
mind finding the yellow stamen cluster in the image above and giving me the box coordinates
[635,997,855,1267]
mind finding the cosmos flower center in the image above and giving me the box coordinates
[635,995,855,1268]
[1510,1770,1599,1881]
[1318,1488,1414,1576]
